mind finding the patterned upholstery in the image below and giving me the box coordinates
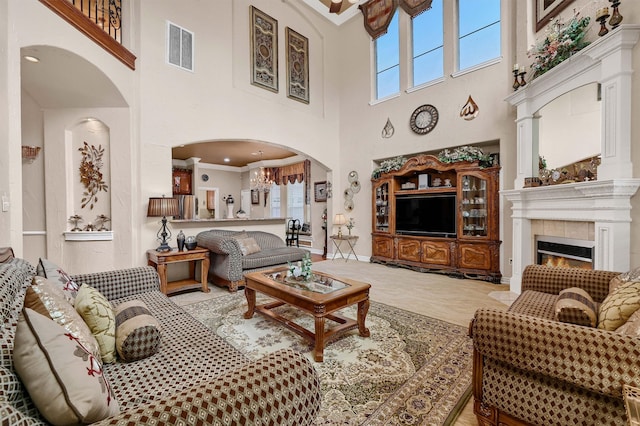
[1,255,321,425]
[471,265,635,426]
[197,230,308,291]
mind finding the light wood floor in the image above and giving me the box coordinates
[171,258,515,425]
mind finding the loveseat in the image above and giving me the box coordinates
[470,264,640,426]
[197,229,309,292]
[0,251,321,425]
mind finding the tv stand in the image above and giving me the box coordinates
[371,154,501,283]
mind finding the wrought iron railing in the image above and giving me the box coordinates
[39,0,135,69]
[68,0,122,43]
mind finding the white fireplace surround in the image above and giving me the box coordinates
[503,26,640,293]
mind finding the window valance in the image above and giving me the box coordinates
[398,0,433,18]
[267,159,311,204]
[359,0,433,39]
[359,0,398,40]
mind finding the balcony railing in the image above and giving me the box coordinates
[39,0,136,70]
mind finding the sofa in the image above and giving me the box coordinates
[0,251,321,425]
[197,230,309,292]
[470,264,640,426]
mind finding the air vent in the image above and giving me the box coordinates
[167,21,194,71]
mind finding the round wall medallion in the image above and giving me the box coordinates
[201,174,209,182]
[348,170,358,183]
[351,180,361,193]
[410,104,439,135]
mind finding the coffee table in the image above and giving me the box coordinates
[244,267,371,362]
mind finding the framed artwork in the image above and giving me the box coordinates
[535,0,574,32]
[314,181,327,202]
[250,6,278,92]
[285,27,309,104]
[251,189,259,205]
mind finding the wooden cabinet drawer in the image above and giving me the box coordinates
[458,243,492,270]
[372,235,394,259]
[421,241,451,266]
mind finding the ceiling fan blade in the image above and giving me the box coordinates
[329,0,343,14]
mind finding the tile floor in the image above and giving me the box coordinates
[170,258,516,425]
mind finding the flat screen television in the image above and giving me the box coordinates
[395,194,457,238]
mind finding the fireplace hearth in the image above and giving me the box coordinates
[536,236,594,270]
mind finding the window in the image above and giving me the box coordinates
[287,182,304,223]
[375,11,400,99]
[412,0,444,87]
[269,184,280,218]
[167,22,194,71]
[458,0,500,70]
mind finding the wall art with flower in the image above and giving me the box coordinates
[79,141,108,210]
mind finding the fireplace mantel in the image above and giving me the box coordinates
[504,26,640,293]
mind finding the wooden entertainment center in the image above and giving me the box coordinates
[371,154,501,283]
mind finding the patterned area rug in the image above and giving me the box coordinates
[181,293,472,425]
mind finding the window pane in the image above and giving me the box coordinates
[375,11,399,99]
[377,65,400,99]
[287,182,304,223]
[458,0,500,70]
[413,47,443,86]
[413,1,443,57]
[459,22,500,70]
[459,0,500,36]
[412,1,444,86]
[269,184,280,218]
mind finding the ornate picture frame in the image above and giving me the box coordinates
[536,0,574,32]
[314,181,327,202]
[250,6,278,92]
[285,27,309,104]
[251,189,259,205]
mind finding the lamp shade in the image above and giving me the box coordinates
[147,197,179,217]
[334,213,347,226]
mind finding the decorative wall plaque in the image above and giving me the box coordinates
[286,27,309,104]
[250,6,278,92]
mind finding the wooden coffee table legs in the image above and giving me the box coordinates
[243,287,370,362]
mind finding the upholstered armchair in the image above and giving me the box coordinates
[470,264,640,426]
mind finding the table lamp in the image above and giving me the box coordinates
[334,213,347,238]
[147,196,179,252]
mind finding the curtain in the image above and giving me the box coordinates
[358,0,398,39]
[268,159,312,205]
[398,0,433,18]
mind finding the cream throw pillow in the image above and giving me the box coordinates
[13,308,119,425]
[75,284,117,363]
[29,276,102,362]
[235,237,262,256]
[615,309,640,336]
[554,287,597,327]
[598,280,640,331]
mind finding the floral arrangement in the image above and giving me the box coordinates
[372,156,407,180]
[288,252,312,282]
[346,218,355,234]
[78,142,108,209]
[438,146,491,166]
[528,14,591,79]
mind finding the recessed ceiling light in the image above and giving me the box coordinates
[223,158,230,162]
[23,55,40,63]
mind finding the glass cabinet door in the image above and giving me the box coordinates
[460,175,487,238]
[374,182,390,232]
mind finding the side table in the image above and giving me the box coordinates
[330,235,359,262]
[147,247,210,295]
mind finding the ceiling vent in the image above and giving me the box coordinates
[167,21,194,72]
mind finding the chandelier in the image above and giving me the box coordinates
[251,151,274,192]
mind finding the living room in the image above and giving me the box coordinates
[3,0,640,424]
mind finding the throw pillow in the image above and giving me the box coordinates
[29,276,102,362]
[13,308,119,425]
[609,267,640,293]
[554,287,597,327]
[35,258,79,303]
[75,284,117,364]
[598,280,640,331]
[115,300,161,361]
[235,237,262,256]
[0,247,14,264]
[0,366,21,402]
[615,309,640,336]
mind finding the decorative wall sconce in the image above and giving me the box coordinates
[21,146,41,163]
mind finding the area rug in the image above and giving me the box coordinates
[181,293,473,425]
